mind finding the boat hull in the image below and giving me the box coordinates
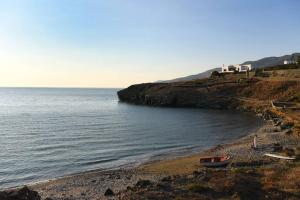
[264,153,295,160]
[200,156,232,168]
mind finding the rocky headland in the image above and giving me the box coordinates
[118,73,300,127]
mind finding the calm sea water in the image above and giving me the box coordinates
[0,88,262,189]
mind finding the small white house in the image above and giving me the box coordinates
[283,60,297,65]
[221,64,251,73]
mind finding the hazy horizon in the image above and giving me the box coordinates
[0,0,299,88]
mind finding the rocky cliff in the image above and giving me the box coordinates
[118,75,300,112]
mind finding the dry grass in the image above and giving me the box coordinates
[260,164,300,194]
[140,154,201,175]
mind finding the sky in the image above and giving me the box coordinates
[0,0,299,88]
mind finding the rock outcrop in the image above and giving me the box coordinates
[118,81,239,109]
[118,76,300,112]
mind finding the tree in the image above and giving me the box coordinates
[297,56,300,66]
[246,69,250,78]
[211,70,220,78]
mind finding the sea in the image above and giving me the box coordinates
[0,88,263,189]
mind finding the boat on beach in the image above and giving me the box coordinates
[200,155,232,167]
[264,153,296,160]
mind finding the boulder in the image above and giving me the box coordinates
[104,188,114,196]
[0,186,41,200]
[135,179,152,188]
[161,176,172,182]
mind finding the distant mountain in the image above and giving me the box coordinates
[158,53,299,83]
[158,68,220,83]
[242,53,300,69]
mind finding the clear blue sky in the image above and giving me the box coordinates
[0,0,299,87]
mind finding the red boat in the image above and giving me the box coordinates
[200,155,232,167]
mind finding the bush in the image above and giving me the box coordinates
[292,122,300,137]
[283,148,295,157]
[231,168,243,173]
[187,183,211,193]
[295,147,300,160]
[254,68,270,77]
[263,64,299,71]
[289,93,300,102]
[211,70,221,78]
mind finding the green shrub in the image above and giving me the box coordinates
[231,168,243,173]
[211,70,220,77]
[242,89,253,97]
[263,64,299,71]
[254,68,270,77]
[187,183,211,193]
[290,93,300,102]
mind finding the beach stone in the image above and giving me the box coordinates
[135,179,152,188]
[161,176,172,182]
[280,123,292,130]
[126,186,133,191]
[285,129,293,135]
[104,188,114,196]
[193,170,205,178]
[156,182,172,191]
[177,176,189,185]
[283,148,295,156]
[273,143,283,152]
[0,186,41,200]
[187,174,194,179]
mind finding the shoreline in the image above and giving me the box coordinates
[2,97,299,200]
[1,110,262,191]
[2,108,299,199]
[140,121,273,175]
[5,118,277,199]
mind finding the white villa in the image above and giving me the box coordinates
[221,64,252,73]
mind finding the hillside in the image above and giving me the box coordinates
[159,52,300,83]
[242,53,300,68]
[158,68,219,83]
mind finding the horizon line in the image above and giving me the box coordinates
[0,86,124,89]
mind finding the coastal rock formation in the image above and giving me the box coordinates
[118,80,241,109]
[118,76,300,111]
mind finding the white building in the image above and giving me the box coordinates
[283,60,297,65]
[221,64,251,73]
